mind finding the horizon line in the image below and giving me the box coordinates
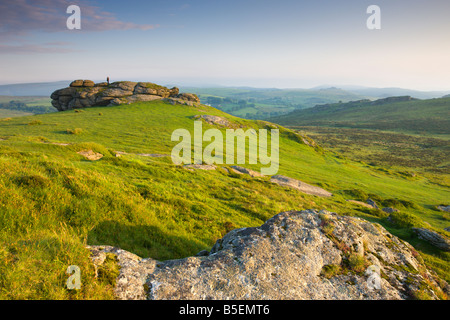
[0,79,449,93]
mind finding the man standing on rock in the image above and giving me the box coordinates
[107,77,110,85]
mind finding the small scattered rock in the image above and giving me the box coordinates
[136,153,169,158]
[270,175,332,197]
[183,164,217,171]
[195,115,232,127]
[382,207,399,214]
[113,151,169,158]
[230,166,264,177]
[412,228,450,251]
[437,205,450,212]
[347,200,374,209]
[114,151,128,157]
[366,198,379,209]
[77,150,103,161]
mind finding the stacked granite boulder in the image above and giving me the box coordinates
[51,80,200,111]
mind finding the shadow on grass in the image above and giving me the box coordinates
[87,220,209,261]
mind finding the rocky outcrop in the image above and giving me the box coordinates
[270,175,332,197]
[412,228,450,252]
[88,210,448,300]
[51,80,200,111]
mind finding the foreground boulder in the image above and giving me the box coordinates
[88,210,447,300]
[51,80,200,111]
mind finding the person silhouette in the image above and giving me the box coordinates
[107,77,110,84]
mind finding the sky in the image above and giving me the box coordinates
[1,0,450,90]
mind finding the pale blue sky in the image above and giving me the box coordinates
[1,0,449,90]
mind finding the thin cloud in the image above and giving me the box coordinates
[0,0,158,38]
[0,43,82,54]
[44,41,73,46]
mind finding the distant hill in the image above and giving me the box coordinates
[0,81,72,96]
[312,85,450,100]
[270,96,450,135]
[182,86,366,119]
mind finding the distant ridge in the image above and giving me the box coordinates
[0,81,72,96]
[2,80,449,100]
[310,85,450,100]
[270,96,450,135]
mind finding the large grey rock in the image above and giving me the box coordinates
[270,175,332,197]
[88,210,447,300]
[412,228,450,252]
[51,81,195,111]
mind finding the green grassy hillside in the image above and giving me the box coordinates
[0,100,448,299]
[271,96,450,135]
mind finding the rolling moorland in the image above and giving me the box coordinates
[270,96,449,179]
[0,82,449,300]
[182,86,450,120]
[2,81,449,121]
[1,85,364,120]
[182,86,364,119]
[270,96,450,135]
